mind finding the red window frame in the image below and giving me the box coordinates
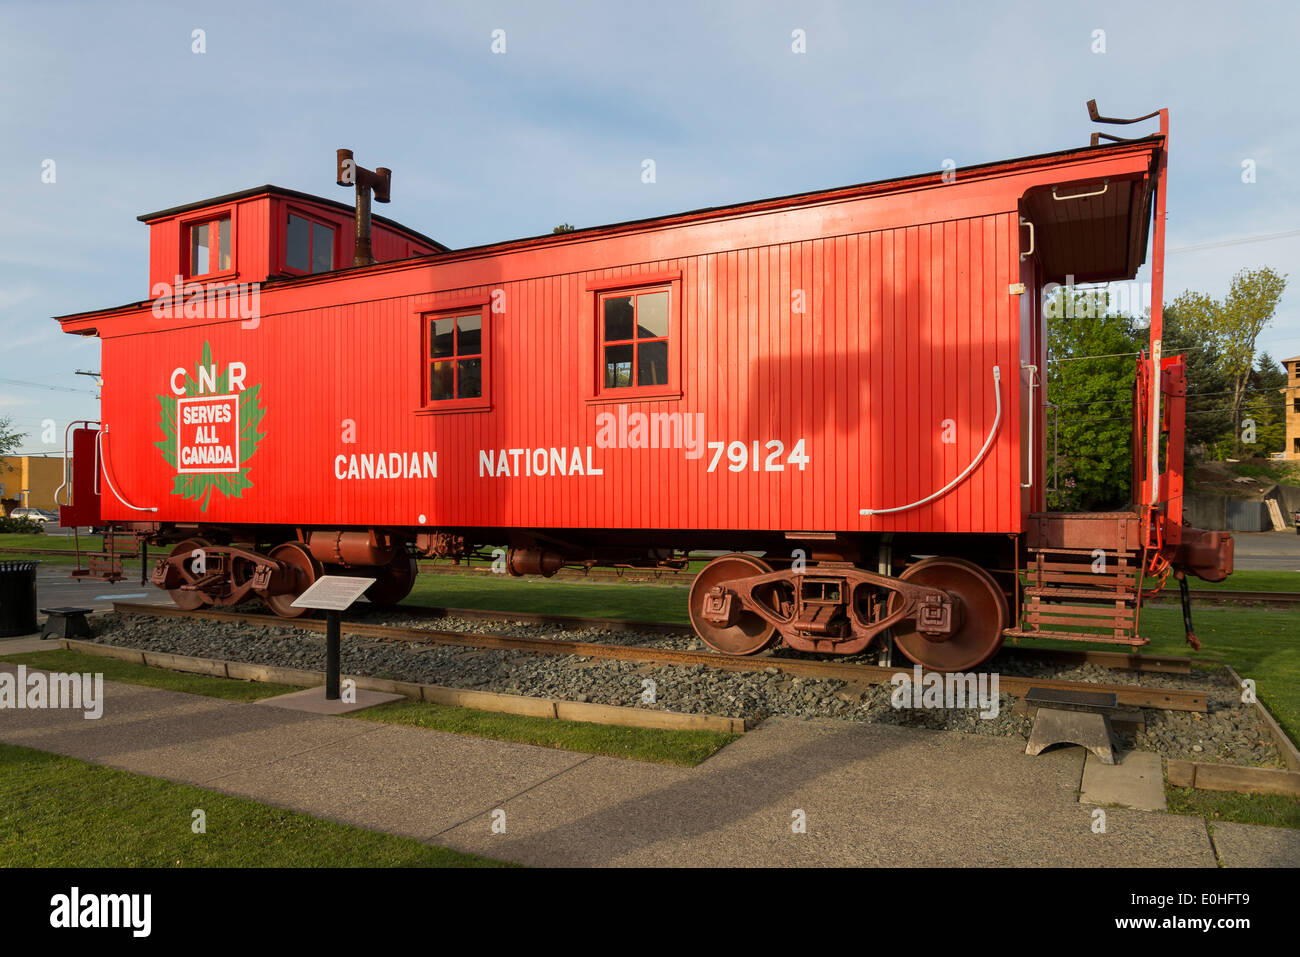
[418,301,492,414]
[587,272,682,403]
[182,209,235,279]
[283,207,338,275]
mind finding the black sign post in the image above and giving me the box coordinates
[325,609,342,700]
[290,575,377,702]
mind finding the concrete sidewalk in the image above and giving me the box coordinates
[0,661,1295,867]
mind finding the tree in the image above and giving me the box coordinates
[552,224,576,234]
[1172,267,1288,457]
[1163,296,1232,459]
[1243,352,1287,455]
[0,417,21,513]
[1045,288,1143,509]
[0,416,19,457]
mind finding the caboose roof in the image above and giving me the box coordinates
[136,184,449,252]
[57,134,1162,325]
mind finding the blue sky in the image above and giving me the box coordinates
[2,0,1296,451]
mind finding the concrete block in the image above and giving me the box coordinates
[1081,749,1166,810]
[256,686,404,715]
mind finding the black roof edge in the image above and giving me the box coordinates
[136,185,449,252]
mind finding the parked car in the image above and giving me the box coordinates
[9,507,58,525]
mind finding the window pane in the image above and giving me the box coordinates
[190,224,209,275]
[636,291,668,338]
[604,344,634,388]
[457,357,482,398]
[311,222,333,273]
[456,314,482,355]
[430,361,454,401]
[286,214,309,271]
[637,340,668,386]
[603,296,634,341]
[217,217,231,270]
[431,318,455,357]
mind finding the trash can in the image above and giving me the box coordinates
[0,560,40,637]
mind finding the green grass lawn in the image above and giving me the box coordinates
[406,573,691,622]
[1166,785,1300,831]
[0,741,505,866]
[0,532,79,550]
[1186,570,1300,592]
[0,649,297,701]
[355,699,737,766]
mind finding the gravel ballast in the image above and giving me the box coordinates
[82,611,1286,767]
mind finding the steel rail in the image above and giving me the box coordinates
[110,601,1209,712]
[355,603,1195,674]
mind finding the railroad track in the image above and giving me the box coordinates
[1155,589,1300,607]
[1,544,1294,604]
[110,601,1209,712]
[7,544,1290,605]
[362,602,1197,674]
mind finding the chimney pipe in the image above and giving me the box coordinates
[336,149,392,267]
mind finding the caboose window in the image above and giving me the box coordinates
[601,289,669,388]
[188,216,231,277]
[428,313,483,401]
[285,213,335,274]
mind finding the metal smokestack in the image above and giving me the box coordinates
[336,148,391,267]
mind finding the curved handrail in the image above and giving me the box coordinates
[96,427,158,513]
[54,419,99,508]
[860,365,1003,516]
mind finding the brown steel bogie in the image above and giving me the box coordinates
[152,540,285,609]
[147,538,366,617]
[708,562,962,657]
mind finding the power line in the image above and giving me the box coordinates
[1168,228,1300,255]
[0,377,98,396]
[1049,351,1139,363]
[1050,385,1285,410]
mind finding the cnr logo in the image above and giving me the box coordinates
[171,361,248,396]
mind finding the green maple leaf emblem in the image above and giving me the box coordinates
[155,341,266,512]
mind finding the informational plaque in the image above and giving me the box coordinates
[290,575,377,611]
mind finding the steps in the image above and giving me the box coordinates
[1004,545,1147,647]
[69,529,138,583]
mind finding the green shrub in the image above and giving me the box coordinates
[0,516,44,534]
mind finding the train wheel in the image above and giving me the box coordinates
[688,553,778,656]
[167,538,211,611]
[889,557,1006,672]
[365,553,417,608]
[265,542,322,619]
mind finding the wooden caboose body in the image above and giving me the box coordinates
[56,106,1232,669]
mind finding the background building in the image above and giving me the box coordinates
[0,455,65,513]
[1283,356,1300,461]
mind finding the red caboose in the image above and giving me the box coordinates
[55,103,1232,670]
